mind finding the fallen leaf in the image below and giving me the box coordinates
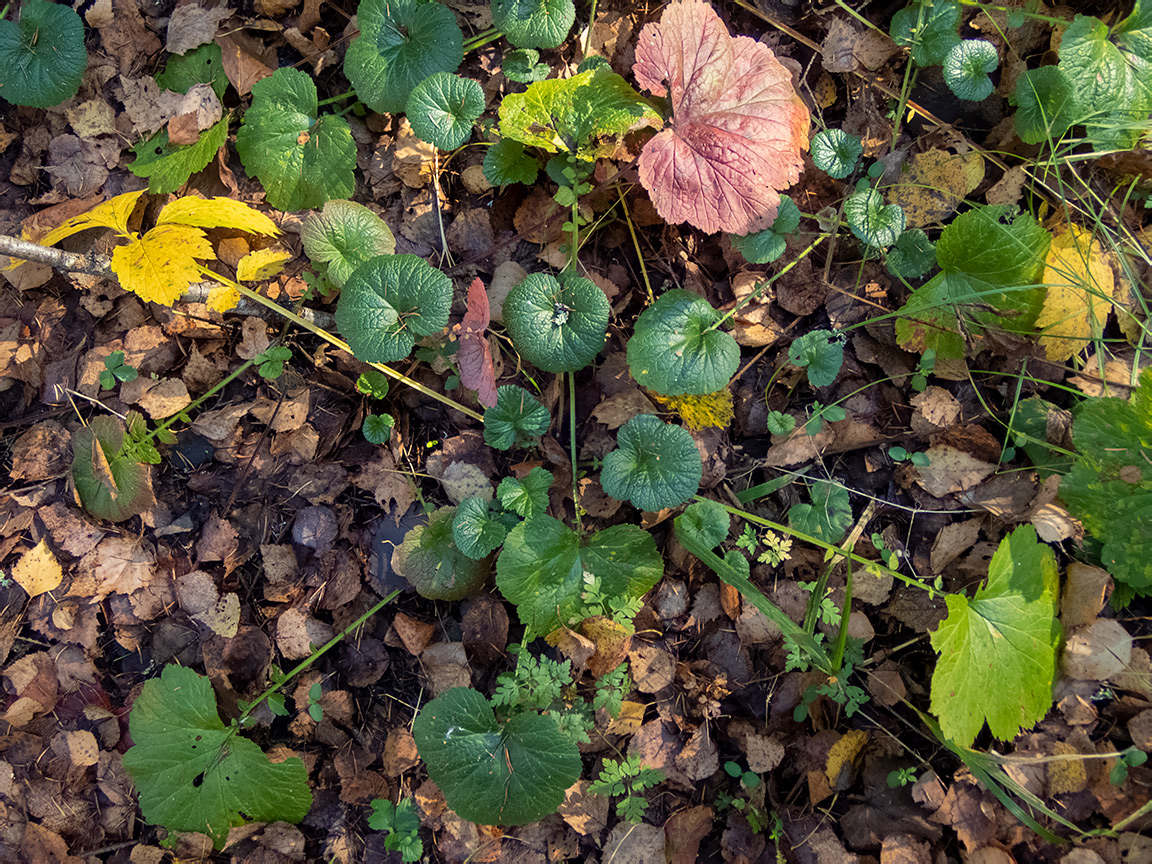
[11,540,63,598]
[603,821,665,864]
[457,278,497,408]
[176,570,240,637]
[888,149,985,227]
[590,389,658,429]
[1036,224,1116,362]
[914,446,997,497]
[392,612,436,656]
[166,3,230,55]
[665,805,713,864]
[1062,619,1132,680]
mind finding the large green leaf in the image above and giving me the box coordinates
[601,415,702,512]
[484,385,551,449]
[155,42,228,98]
[129,116,230,195]
[1059,15,1127,119]
[627,289,740,396]
[123,665,312,848]
[929,525,1060,746]
[492,0,575,49]
[407,72,485,151]
[301,200,396,288]
[393,506,491,600]
[496,516,662,636]
[235,67,355,211]
[935,206,1049,287]
[344,0,463,114]
[0,1,86,108]
[503,274,609,373]
[335,254,453,363]
[413,687,581,825]
[71,416,154,523]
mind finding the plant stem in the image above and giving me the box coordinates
[615,184,654,305]
[463,27,501,52]
[143,357,257,444]
[581,0,598,57]
[569,371,583,536]
[709,234,827,332]
[317,90,356,107]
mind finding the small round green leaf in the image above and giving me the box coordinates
[1013,65,1076,145]
[504,274,609,373]
[788,330,845,388]
[886,228,936,279]
[810,129,863,179]
[767,411,796,435]
[503,48,550,83]
[394,506,491,600]
[943,39,998,102]
[413,687,581,825]
[301,200,396,288]
[677,499,730,549]
[72,416,154,523]
[492,0,575,49]
[452,496,507,560]
[484,385,551,449]
[483,138,540,186]
[335,254,453,363]
[344,0,464,114]
[0,1,86,108]
[407,72,485,150]
[844,187,906,248]
[362,413,395,444]
[627,289,740,396]
[601,415,702,512]
[729,196,801,264]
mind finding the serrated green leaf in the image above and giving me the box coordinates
[413,687,581,825]
[123,665,312,848]
[810,129,862,179]
[627,289,740,396]
[407,72,485,150]
[497,467,553,518]
[393,506,491,600]
[453,496,507,559]
[129,116,230,194]
[335,254,453,363]
[890,0,962,66]
[601,415,702,512]
[677,499,730,549]
[886,228,936,279]
[344,0,463,114]
[729,196,801,264]
[1059,16,1126,120]
[155,42,228,98]
[788,330,844,388]
[503,48,550,83]
[496,516,662,636]
[492,0,575,49]
[929,525,1060,745]
[301,200,396,288]
[788,482,852,544]
[767,411,796,435]
[484,385,551,449]
[943,39,998,101]
[0,1,86,108]
[845,187,906,248]
[504,273,609,372]
[363,413,395,444]
[71,416,154,523]
[483,138,540,186]
[235,67,356,211]
[1013,65,1076,145]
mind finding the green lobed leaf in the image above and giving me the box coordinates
[601,415,703,512]
[484,385,551,449]
[483,138,540,186]
[0,0,87,108]
[335,254,453,363]
[929,525,1060,745]
[788,330,845,388]
[677,499,730,549]
[407,72,485,151]
[123,665,312,848]
[767,410,797,435]
[504,273,609,373]
[235,67,356,211]
[890,0,962,66]
[844,187,906,248]
[886,228,937,279]
[344,0,463,114]
[627,289,740,396]
[452,496,508,560]
[787,482,852,544]
[729,196,801,264]
[413,686,581,825]
[492,0,575,49]
[943,39,998,101]
[496,516,663,636]
[393,506,491,600]
[72,416,154,523]
[1012,65,1076,145]
[810,129,863,179]
[497,467,553,518]
[129,116,230,195]
[301,200,396,288]
[155,42,228,98]
[363,413,395,444]
[503,48,550,83]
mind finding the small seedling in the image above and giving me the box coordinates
[362,413,395,444]
[588,754,664,823]
[1110,747,1147,786]
[255,346,292,380]
[307,681,323,722]
[100,351,138,390]
[889,446,931,466]
[887,766,918,788]
[368,797,423,863]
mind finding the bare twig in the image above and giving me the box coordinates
[0,233,113,278]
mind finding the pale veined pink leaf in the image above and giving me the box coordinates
[458,277,498,408]
[633,0,810,235]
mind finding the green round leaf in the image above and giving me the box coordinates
[676,499,729,549]
[601,415,702,512]
[496,516,662,636]
[788,330,845,388]
[235,67,356,211]
[788,483,852,544]
[413,687,581,825]
[362,413,395,444]
[1013,65,1076,145]
[503,48,550,83]
[504,274,609,373]
[767,410,796,435]
[301,200,396,288]
[155,42,228,98]
[810,129,863,179]
[943,39,998,102]
[483,138,540,186]
[844,187,906,248]
[0,1,86,108]
[130,116,230,195]
[492,0,575,49]
[889,0,961,65]
[335,254,453,363]
[484,385,551,450]
[72,416,154,523]
[729,196,801,264]
[452,496,508,560]
[394,506,491,600]
[497,467,553,518]
[344,0,463,114]
[407,72,485,150]
[886,228,936,279]
[627,289,740,396]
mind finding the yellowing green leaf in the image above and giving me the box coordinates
[157,196,279,236]
[237,248,292,281]
[35,189,145,247]
[111,225,215,306]
[207,283,241,313]
[886,148,985,228]
[1035,224,1115,362]
[11,539,63,597]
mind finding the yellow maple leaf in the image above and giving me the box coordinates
[207,283,241,313]
[1035,224,1115,363]
[111,224,215,305]
[11,539,63,597]
[237,247,292,281]
[652,388,734,430]
[157,196,280,236]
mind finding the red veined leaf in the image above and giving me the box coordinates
[458,277,498,408]
[632,0,810,235]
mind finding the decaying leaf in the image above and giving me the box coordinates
[457,277,498,408]
[1036,224,1116,362]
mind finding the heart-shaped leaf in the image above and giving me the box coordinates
[497,516,662,636]
[729,195,801,264]
[810,129,862,179]
[0,0,86,108]
[844,187,906,248]
[787,330,845,388]
[677,499,730,549]
[335,254,453,363]
[503,48,550,83]
[497,467,553,518]
[627,289,740,396]
[492,0,575,49]
[413,687,581,825]
[503,274,609,373]
[71,416,155,523]
[301,200,396,288]
[601,415,702,512]
[484,385,551,449]
[453,497,508,560]
[155,42,228,98]
[407,72,485,150]
[344,0,463,114]
[394,506,491,600]
[943,39,998,101]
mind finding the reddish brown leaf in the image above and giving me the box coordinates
[458,277,497,408]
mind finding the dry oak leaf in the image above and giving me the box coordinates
[1036,223,1116,363]
[632,0,809,235]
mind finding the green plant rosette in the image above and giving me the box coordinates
[503,274,609,373]
[601,415,702,512]
[393,506,491,600]
[627,289,740,396]
[0,0,87,108]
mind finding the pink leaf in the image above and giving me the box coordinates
[633,0,810,235]
[458,278,497,408]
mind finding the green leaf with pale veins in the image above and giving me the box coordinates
[787,482,852,544]
[1059,15,1126,119]
[497,467,553,518]
[453,496,507,560]
[0,0,87,108]
[130,116,230,195]
[407,72,485,151]
[674,499,730,549]
[601,414,702,512]
[413,686,581,825]
[889,0,961,65]
[235,67,356,211]
[492,0,575,49]
[929,525,1060,746]
[301,200,396,288]
[503,274,609,373]
[627,289,740,396]
[788,330,844,388]
[123,665,311,848]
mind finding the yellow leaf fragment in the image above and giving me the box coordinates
[887,149,985,227]
[34,189,146,248]
[111,224,215,306]
[157,196,280,236]
[206,282,241,313]
[237,247,292,281]
[825,728,868,789]
[652,389,734,431]
[11,539,63,597]
[1036,224,1115,362]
